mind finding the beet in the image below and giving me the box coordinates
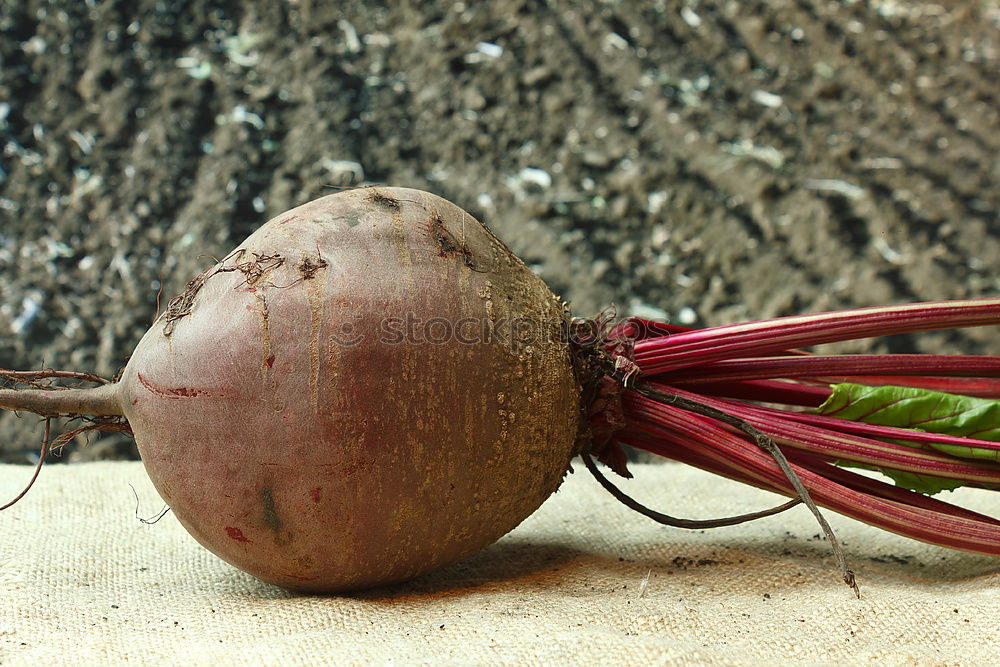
[6,187,1000,596]
[2,187,581,592]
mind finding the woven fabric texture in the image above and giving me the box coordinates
[2,460,998,665]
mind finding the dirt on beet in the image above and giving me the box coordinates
[2,1,999,462]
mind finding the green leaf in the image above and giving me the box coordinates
[817,383,1000,494]
[818,383,1000,460]
[835,462,966,495]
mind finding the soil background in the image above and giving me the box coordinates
[1,0,999,462]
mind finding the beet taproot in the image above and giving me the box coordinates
[2,187,581,592]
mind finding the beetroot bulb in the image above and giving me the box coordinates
[1,187,581,592]
[5,186,1000,595]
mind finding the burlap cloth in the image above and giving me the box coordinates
[2,461,998,665]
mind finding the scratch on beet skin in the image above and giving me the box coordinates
[137,372,212,398]
[225,526,251,543]
[305,272,325,414]
[254,291,273,379]
[283,573,318,581]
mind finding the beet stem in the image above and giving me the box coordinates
[625,381,860,597]
[634,299,1000,374]
[657,354,1000,384]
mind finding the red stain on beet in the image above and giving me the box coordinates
[225,526,251,543]
[310,487,322,503]
[265,354,276,368]
[138,372,212,399]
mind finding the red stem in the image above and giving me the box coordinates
[627,386,1000,485]
[593,298,1000,559]
[665,379,830,407]
[656,355,1000,384]
[634,299,1000,374]
[821,375,1000,399]
[622,402,1000,554]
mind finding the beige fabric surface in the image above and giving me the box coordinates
[1,460,999,666]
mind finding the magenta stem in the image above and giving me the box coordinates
[634,299,1000,374]
[621,402,1000,554]
[627,386,1000,485]
[656,354,1000,384]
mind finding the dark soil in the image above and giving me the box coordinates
[2,1,999,462]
